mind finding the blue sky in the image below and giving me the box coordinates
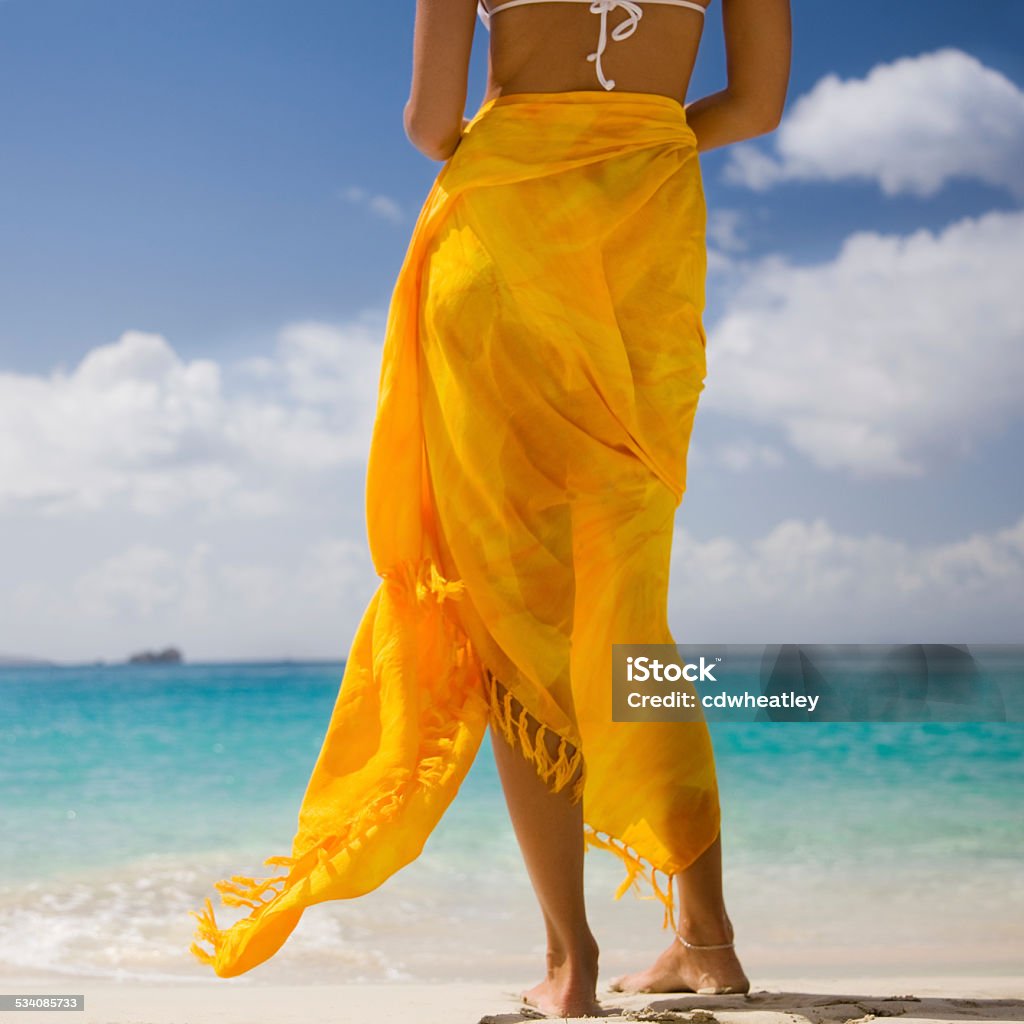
[1,1,1022,660]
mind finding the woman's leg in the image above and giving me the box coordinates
[488,700,604,1017]
[608,832,749,994]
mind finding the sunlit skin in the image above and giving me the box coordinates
[404,1,791,1015]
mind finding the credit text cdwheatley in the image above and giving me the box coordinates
[624,655,821,714]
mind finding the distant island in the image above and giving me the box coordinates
[127,647,184,664]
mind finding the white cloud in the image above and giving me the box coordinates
[669,513,1024,643]
[0,315,391,660]
[707,208,749,252]
[368,195,403,223]
[341,185,404,224]
[275,318,383,410]
[0,318,384,517]
[703,440,786,472]
[724,48,1024,198]
[703,208,1024,477]
[75,544,181,621]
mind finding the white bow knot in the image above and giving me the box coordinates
[586,0,644,91]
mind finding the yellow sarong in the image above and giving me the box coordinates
[189,89,720,978]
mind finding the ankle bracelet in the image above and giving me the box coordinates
[675,932,734,951]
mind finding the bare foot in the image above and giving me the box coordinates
[521,934,606,1017]
[607,922,749,995]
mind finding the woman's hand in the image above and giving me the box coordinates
[441,117,473,162]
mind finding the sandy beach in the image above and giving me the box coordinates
[6,974,1022,1024]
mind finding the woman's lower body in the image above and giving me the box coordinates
[419,92,748,1013]
[189,92,746,1006]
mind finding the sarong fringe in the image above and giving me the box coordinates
[582,827,679,933]
[189,555,483,971]
[482,668,586,806]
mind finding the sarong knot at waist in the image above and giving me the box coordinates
[439,89,700,198]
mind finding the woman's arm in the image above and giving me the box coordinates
[685,0,792,153]
[405,0,478,162]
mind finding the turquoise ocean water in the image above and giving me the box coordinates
[2,661,1021,984]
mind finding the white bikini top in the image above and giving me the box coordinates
[476,0,708,92]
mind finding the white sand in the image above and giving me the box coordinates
[5,974,1022,1024]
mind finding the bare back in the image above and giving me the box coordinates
[405,0,788,161]
[479,1,710,106]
